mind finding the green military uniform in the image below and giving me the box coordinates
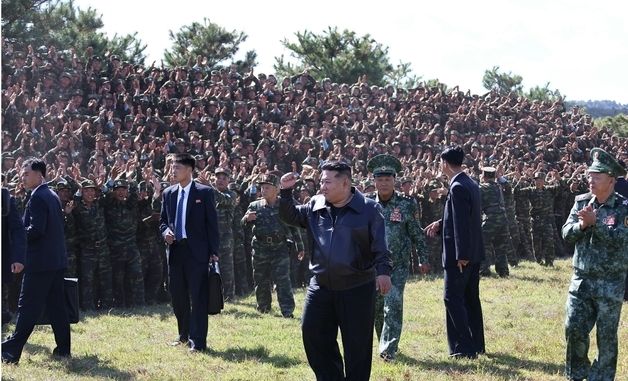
[137,182,164,305]
[230,183,250,296]
[214,168,237,301]
[55,180,80,277]
[515,172,560,266]
[73,180,114,310]
[479,167,511,277]
[419,180,445,272]
[513,179,534,260]
[562,148,628,381]
[242,174,303,317]
[103,179,145,307]
[499,177,520,266]
[366,154,428,361]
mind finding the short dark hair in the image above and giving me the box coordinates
[440,146,464,167]
[22,157,46,177]
[173,153,195,169]
[321,161,352,179]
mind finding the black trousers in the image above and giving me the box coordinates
[443,263,485,356]
[168,240,208,349]
[302,279,376,381]
[1,269,71,360]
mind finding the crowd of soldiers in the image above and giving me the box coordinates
[2,38,628,312]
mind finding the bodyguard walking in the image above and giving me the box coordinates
[2,158,71,364]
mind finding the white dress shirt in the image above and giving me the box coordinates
[175,181,192,239]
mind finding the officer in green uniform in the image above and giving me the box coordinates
[562,148,628,381]
[73,180,113,310]
[479,167,512,277]
[420,180,445,272]
[513,178,534,261]
[230,182,251,296]
[366,154,428,361]
[214,168,236,301]
[242,174,304,317]
[499,176,520,266]
[103,178,145,307]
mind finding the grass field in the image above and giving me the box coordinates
[2,259,627,380]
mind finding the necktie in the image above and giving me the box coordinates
[175,189,185,240]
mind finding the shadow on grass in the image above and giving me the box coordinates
[396,351,562,378]
[66,354,135,379]
[207,345,300,368]
[21,343,135,379]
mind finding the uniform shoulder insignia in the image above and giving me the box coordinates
[574,192,593,202]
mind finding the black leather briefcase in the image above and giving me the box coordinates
[207,261,224,315]
[37,278,80,325]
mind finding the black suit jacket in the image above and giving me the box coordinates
[441,172,485,269]
[2,188,26,280]
[159,181,220,264]
[22,183,67,273]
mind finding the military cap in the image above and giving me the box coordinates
[119,132,131,140]
[588,148,626,178]
[113,178,129,189]
[214,167,231,176]
[81,179,97,189]
[332,139,343,145]
[257,174,279,187]
[426,180,442,192]
[534,172,546,179]
[367,154,402,177]
[160,181,170,190]
[55,181,71,190]
[2,152,15,160]
[362,179,375,190]
[400,177,413,185]
[228,182,239,192]
[138,180,148,192]
[482,166,497,177]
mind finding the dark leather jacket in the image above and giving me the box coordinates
[279,187,392,290]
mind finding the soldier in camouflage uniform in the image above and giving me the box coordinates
[479,167,511,277]
[366,155,428,361]
[54,180,79,277]
[230,182,251,296]
[513,179,534,261]
[73,180,113,310]
[137,179,164,305]
[242,174,304,318]
[103,178,145,307]
[515,172,560,266]
[419,180,445,272]
[562,148,628,381]
[498,176,519,266]
[213,168,237,301]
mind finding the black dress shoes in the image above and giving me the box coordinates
[1,352,19,364]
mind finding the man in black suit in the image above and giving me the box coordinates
[2,158,70,364]
[426,146,485,359]
[2,187,26,325]
[160,153,220,352]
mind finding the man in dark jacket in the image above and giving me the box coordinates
[426,146,485,359]
[279,161,392,381]
[2,158,70,364]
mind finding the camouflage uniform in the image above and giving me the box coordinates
[103,180,145,307]
[214,188,237,300]
[513,181,534,261]
[368,190,427,359]
[479,175,511,277]
[137,191,164,305]
[73,183,114,310]
[516,178,559,266]
[500,179,520,266]
[419,184,445,271]
[232,191,251,296]
[243,182,303,317]
[55,181,80,278]
[562,148,628,381]
[562,192,628,381]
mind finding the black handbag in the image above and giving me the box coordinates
[37,278,80,325]
[207,261,224,315]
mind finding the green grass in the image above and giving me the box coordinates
[2,259,627,380]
